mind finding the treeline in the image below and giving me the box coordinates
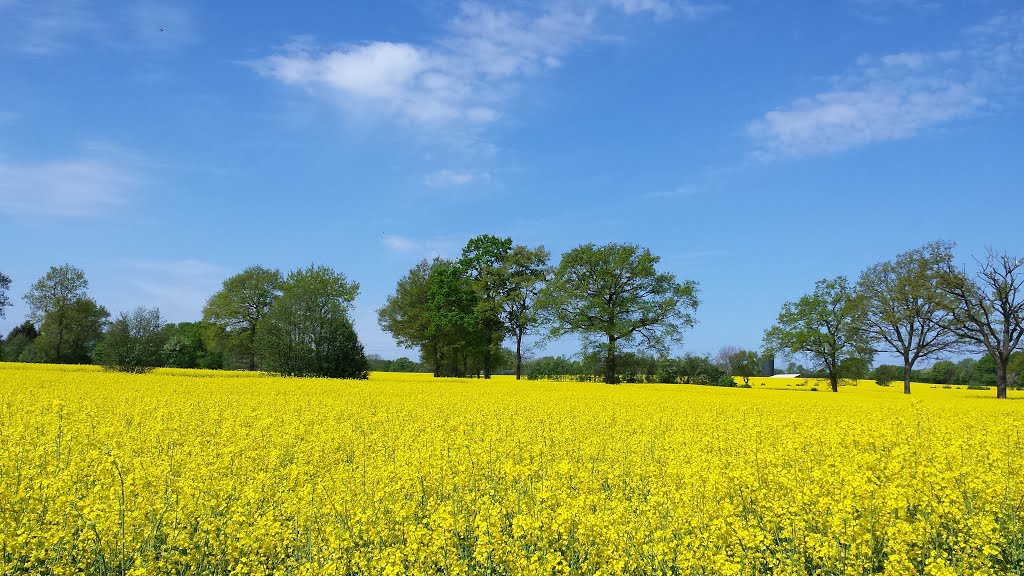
[764,241,1024,399]
[0,264,369,379]
[2,238,1024,398]
[525,350,758,387]
[378,235,698,383]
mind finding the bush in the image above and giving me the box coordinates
[94,307,165,373]
[715,374,737,388]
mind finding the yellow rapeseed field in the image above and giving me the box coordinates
[1,363,1022,575]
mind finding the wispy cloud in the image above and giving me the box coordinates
[0,0,99,55]
[125,258,226,322]
[424,169,488,188]
[0,143,144,216]
[0,0,195,55]
[749,10,1024,159]
[849,0,942,21]
[381,234,418,253]
[250,1,718,131]
[639,186,698,200]
[608,0,725,20]
[380,234,461,258]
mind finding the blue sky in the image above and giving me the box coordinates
[1,0,1023,361]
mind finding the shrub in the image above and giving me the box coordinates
[715,374,737,388]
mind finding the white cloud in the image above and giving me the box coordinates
[380,234,462,258]
[749,11,1024,158]
[0,145,143,216]
[424,169,487,188]
[251,1,718,130]
[381,234,418,252]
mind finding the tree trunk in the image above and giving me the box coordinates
[604,336,618,384]
[515,334,523,380]
[432,346,440,378]
[829,372,839,393]
[997,357,1008,399]
[55,313,65,363]
[903,361,912,395]
[483,346,491,379]
[248,328,257,372]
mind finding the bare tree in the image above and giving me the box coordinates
[713,345,741,374]
[940,249,1024,399]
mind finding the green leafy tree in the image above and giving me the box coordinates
[1007,352,1024,389]
[540,243,699,384]
[95,307,166,373]
[203,266,283,371]
[857,240,960,394]
[729,349,762,385]
[24,264,90,363]
[928,360,956,384]
[764,276,872,392]
[953,358,976,385]
[256,265,367,379]
[939,250,1024,399]
[460,235,514,378]
[34,297,109,364]
[378,259,439,374]
[161,322,220,369]
[2,321,38,362]
[871,364,904,387]
[970,354,998,388]
[427,259,484,377]
[498,244,550,380]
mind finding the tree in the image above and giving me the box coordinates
[857,241,960,394]
[34,297,109,364]
[540,243,699,384]
[939,250,1024,399]
[203,266,283,371]
[498,244,550,380]
[729,349,762,385]
[713,345,742,374]
[95,307,166,373]
[161,322,221,369]
[764,276,872,392]
[378,259,438,374]
[0,272,11,319]
[928,360,956,384]
[2,321,38,362]
[871,364,904,387]
[460,235,514,379]
[24,264,89,363]
[256,265,367,379]
[426,259,484,377]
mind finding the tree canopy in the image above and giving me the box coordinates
[539,243,699,384]
[203,265,283,371]
[857,240,960,394]
[764,276,872,392]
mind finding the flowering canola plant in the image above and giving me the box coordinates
[1,363,1022,575]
